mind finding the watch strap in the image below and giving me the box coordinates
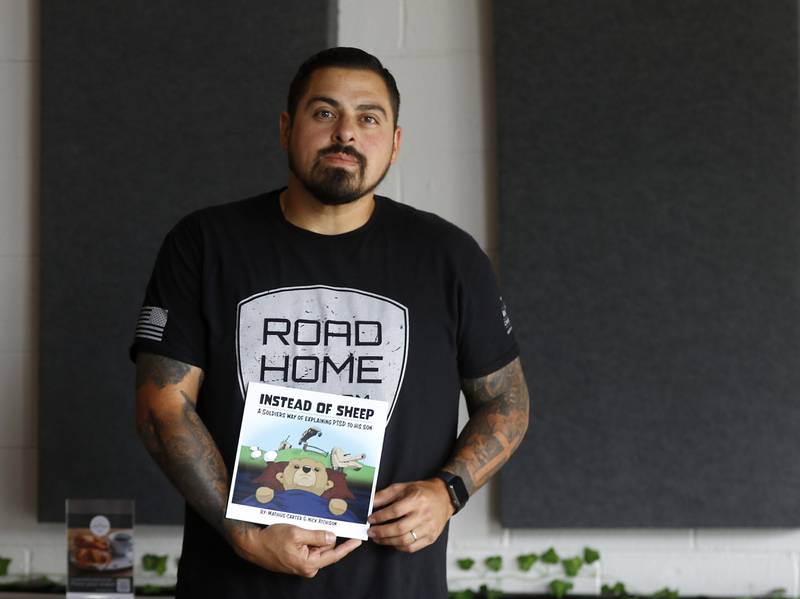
[434,471,469,514]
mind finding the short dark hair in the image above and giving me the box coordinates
[287,47,400,126]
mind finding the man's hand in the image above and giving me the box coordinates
[367,479,454,553]
[225,521,361,578]
[368,357,529,555]
[136,352,361,576]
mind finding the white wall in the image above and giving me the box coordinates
[0,0,798,595]
[0,0,42,577]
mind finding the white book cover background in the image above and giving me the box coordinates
[226,382,388,540]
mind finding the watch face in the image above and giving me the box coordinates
[450,475,469,508]
[437,472,468,512]
[447,486,461,509]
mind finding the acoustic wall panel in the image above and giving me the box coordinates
[40,2,334,523]
[495,1,800,526]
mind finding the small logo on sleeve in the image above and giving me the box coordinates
[135,306,169,341]
[500,297,512,335]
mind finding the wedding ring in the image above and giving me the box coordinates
[410,529,418,542]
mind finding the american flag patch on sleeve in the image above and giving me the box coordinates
[135,306,169,341]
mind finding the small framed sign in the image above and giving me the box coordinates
[66,499,134,598]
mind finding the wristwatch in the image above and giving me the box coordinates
[434,471,469,514]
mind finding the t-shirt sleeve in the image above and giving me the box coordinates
[456,236,520,379]
[129,216,207,369]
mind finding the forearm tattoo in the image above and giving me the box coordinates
[135,353,230,537]
[445,357,530,495]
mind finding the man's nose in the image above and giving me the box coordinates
[332,113,356,144]
[302,466,311,473]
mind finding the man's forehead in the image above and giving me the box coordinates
[303,67,392,108]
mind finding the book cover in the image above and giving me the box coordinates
[225,382,388,540]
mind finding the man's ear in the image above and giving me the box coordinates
[276,472,284,482]
[325,480,334,490]
[390,125,402,165]
[279,112,291,150]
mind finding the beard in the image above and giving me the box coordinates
[289,143,391,206]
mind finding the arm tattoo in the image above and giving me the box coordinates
[135,354,231,537]
[445,357,530,495]
[135,352,191,389]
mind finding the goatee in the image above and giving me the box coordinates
[289,143,390,206]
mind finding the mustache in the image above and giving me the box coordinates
[317,144,366,168]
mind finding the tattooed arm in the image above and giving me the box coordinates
[135,352,361,577]
[443,357,529,494]
[368,357,529,552]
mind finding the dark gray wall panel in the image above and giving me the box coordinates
[40,2,334,523]
[495,1,800,526]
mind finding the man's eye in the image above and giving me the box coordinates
[362,115,378,125]
[316,110,334,119]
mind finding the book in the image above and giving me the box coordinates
[225,382,388,540]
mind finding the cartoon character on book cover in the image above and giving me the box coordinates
[231,423,376,523]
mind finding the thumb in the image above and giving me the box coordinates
[294,528,336,548]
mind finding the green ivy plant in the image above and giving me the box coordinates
[480,584,504,599]
[602,581,632,598]
[0,557,10,577]
[550,579,575,598]
[450,546,689,599]
[584,547,600,564]
[541,547,560,564]
[517,553,538,572]
[448,584,505,599]
[141,554,169,576]
[449,556,505,598]
[562,556,583,577]
[485,556,503,572]
[457,558,476,571]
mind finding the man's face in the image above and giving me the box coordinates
[281,67,401,206]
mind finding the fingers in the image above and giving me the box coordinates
[372,483,403,510]
[290,527,336,548]
[369,492,417,524]
[368,512,423,541]
[368,479,454,554]
[310,538,363,569]
[369,501,412,525]
[371,528,426,553]
[372,482,409,508]
[372,528,421,547]
[369,486,424,547]
[368,512,428,553]
[244,525,359,578]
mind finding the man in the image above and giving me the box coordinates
[132,47,529,598]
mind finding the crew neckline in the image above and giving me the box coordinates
[271,187,382,240]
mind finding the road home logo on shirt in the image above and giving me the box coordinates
[235,285,409,421]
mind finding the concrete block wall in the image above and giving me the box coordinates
[0,0,798,594]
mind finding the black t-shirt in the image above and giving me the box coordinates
[130,189,518,599]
